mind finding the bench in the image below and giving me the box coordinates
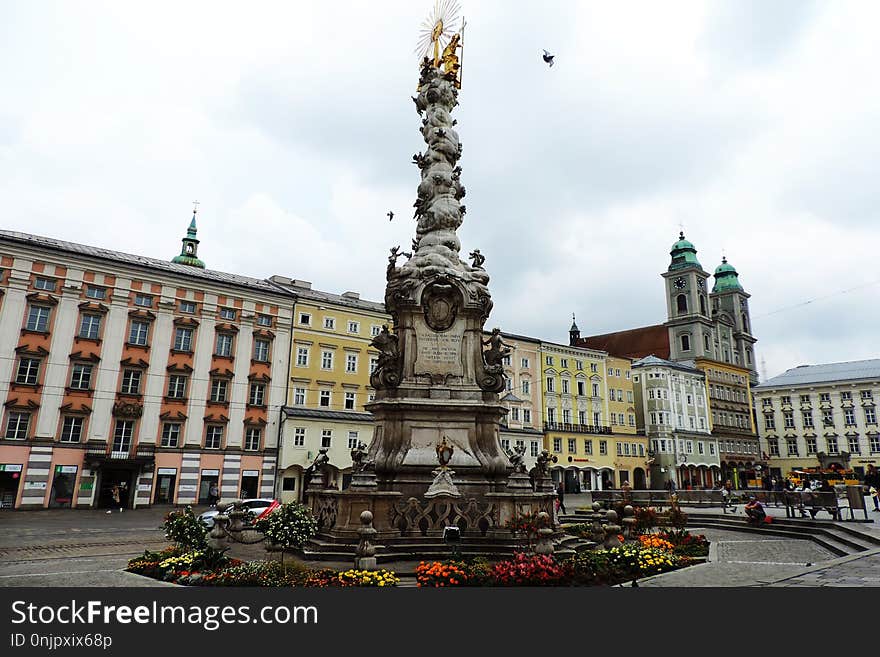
[782,491,843,520]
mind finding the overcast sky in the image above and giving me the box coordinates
[2,1,878,381]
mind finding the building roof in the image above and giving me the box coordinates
[268,276,387,315]
[281,407,375,422]
[754,359,880,389]
[712,257,743,293]
[0,229,285,296]
[632,354,704,376]
[577,325,670,360]
[669,231,702,272]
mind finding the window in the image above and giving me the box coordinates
[205,426,223,449]
[841,391,852,401]
[86,286,106,300]
[167,375,187,399]
[866,408,877,424]
[161,423,180,448]
[844,409,856,425]
[219,308,236,321]
[547,407,556,423]
[503,355,512,367]
[319,390,331,407]
[698,441,705,455]
[546,377,555,393]
[348,431,359,449]
[70,363,93,390]
[15,358,40,385]
[607,367,614,376]
[26,305,51,332]
[764,416,775,431]
[870,435,880,453]
[134,293,153,307]
[676,294,688,314]
[616,443,623,456]
[561,379,570,394]
[521,358,530,368]
[619,413,625,425]
[708,442,715,455]
[344,392,356,410]
[575,381,584,396]
[370,357,379,373]
[210,378,228,403]
[578,411,586,425]
[251,338,270,362]
[510,407,520,421]
[599,440,608,456]
[112,420,134,454]
[530,441,539,457]
[826,436,839,455]
[245,428,261,451]
[680,335,691,353]
[321,429,332,448]
[180,301,196,314]
[545,356,553,366]
[822,410,834,427]
[564,438,574,453]
[34,277,56,291]
[293,427,306,447]
[321,351,333,370]
[563,409,571,424]
[560,358,568,369]
[296,346,309,367]
[798,394,809,405]
[128,320,149,346]
[249,383,266,406]
[522,381,530,395]
[523,409,531,423]
[575,360,583,371]
[299,313,311,325]
[346,354,358,373]
[629,414,636,427]
[121,369,142,395]
[257,314,272,327]
[762,398,772,408]
[584,440,593,455]
[348,321,360,334]
[371,325,382,337]
[294,388,306,405]
[802,412,813,428]
[590,363,598,373]
[173,327,193,351]
[848,436,860,455]
[60,416,83,443]
[783,412,795,429]
[552,438,562,453]
[819,392,831,402]
[781,395,791,405]
[593,411,601,426]
[861,389,874,401]
[592,383,599,397]
[806,437,817,455]
[215,333,234,357]
[323,317,336,329]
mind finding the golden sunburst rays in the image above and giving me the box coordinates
[415,0,462,64]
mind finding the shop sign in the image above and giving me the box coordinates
[178,485,197,492]
[0,464,23,472]
[157,468,177,475]
[201,469,220,476]
[137,484,151,491]
[55,465,78,474]
[242,470,260,477]
[24,482,47,490]
[79,481,93,491]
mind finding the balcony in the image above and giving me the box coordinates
[84,443,155,467]
[543,422,612,435]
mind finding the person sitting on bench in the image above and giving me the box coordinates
[744,496,766,524]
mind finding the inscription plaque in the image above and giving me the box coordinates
[414,325,464,377]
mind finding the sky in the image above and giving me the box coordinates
[2,0,879,381]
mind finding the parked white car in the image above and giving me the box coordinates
[198,498,278,529]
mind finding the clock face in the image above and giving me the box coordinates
[697,278,705,290]
[673,277,686,290]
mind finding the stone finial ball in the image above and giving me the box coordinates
[606,510,618,522]
[359,510,374,525]
[624,505,634,516]
[536,511,550,523]
[592,502,601,512]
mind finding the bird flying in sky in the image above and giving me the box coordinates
[387,210,394,221]
[542,49,555,67]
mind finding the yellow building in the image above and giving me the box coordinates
[268,276,390,499]
[605,355,650,489]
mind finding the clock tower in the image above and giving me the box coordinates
[711,257,758,383]
[662,232,714,360]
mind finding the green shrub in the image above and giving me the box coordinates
[253,501,318,551]
[162,507,208,550]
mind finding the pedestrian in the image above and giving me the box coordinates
[556,482,567,514]
[864,465,880,512]
[744,496,766,525]
[106,484,121,514]
[208,482,220,508]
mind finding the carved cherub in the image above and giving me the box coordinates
[370,324,399,371]
[469,249,485,268]
[506,442,527,474]
[387,246,412,278]
[350,441,374,474]
[482,327,511,369]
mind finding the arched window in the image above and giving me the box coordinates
[700,295,707,316]
[680,334,691,352]
[741,314,749,333]
[676,294,688,314]
[746,349,752,365]
[703,334,710,351]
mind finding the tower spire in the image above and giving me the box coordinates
[172,203,206,269]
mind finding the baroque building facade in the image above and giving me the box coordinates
[753,360,880,480]
[0,223,292,510]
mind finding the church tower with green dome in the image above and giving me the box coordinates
[662,231,715,362]
[171,207,205,269]
[710,256,757,381]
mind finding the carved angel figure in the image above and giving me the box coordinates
[469,249,485,268]
[506,442,527,474]
[482,327,511,370]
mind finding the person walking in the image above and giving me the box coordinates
[556,482,567,515]
[208,482,220,509]
[106,484,122,514]
[864,465,880,512]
